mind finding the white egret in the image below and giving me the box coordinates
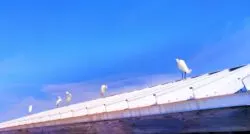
[28,105,32,113]
[100,84,108,97]
[56,96,62,107]
[65,91,72,105]
[176,58,192,79]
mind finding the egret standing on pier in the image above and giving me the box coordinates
[65,91,72,105]
[56,96,62,107]
[176,58,192,79]
[28,105,33,114]
[100,84,108,97]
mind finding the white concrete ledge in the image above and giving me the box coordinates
[1,92,249,132]
[1,64,250,132]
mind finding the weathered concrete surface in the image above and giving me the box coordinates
[1,106,250,134]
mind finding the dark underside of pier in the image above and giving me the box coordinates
[1,106,250,134]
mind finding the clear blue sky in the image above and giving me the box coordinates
[0,0,250,121]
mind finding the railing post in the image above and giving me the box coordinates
[103,104,107,112]
[59,112,62,120]
[30,117,34,128]
[85,107,88,115]
[125,99,129,109]
[189,86,195,99]
[49,114,52,122]
[153,94,157,105]
[71,110,74,117]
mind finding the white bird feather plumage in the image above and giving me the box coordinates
[28,105,32,113]
[56,96,62,107]
[176,58,192,74]
[100,84,108,96]
[65,91,72,104]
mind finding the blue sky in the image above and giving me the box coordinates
[0,0,250,121]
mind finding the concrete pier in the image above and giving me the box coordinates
[1,106,249,134]
[1,65,250,134]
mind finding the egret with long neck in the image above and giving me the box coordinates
[101,84,108,97]
[176,58,192,79]
[28,105,32,114]
[65,91,72,105]
[56,96,62,107]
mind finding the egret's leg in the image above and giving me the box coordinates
[100,92,104,97]
[184,72,187,79]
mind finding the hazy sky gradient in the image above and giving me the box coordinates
[0,0,250,121]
